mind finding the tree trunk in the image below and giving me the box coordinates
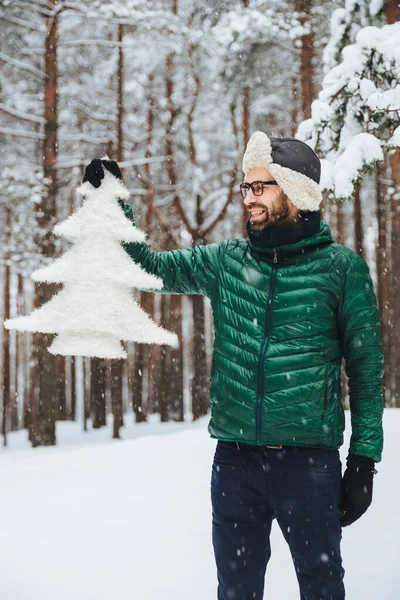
[10,272,24,431]
[16,273,26,431]
[141,77,161,417]
[24,306,32,433]
[117,24,124,171]
[191,294,208,420]
[383,0,399,407]
[375,164,391,406]
[30,3,61,447]
[70,356,76,420]
[291,76,298,137]
[386,0,400,24]
[111,359,124,438]
[295,0,314,120]
[242,86,251,236]
[151,256,183,425]
[159,7,189,422]
[335,198,344,246]
[141,291,157,414]
[169,295,184,421]
[30,330,58,447]
[389,150,400,407]
[55,355,66,420]
[133,341,147,423]
[159,296,171,422]
[83,357,90,432]
[2,210,11,446]
[108,22,125,435]
[158,294,183,423]
[191,194,207,420]
[353,184,364,257]
[334,199,348,406]
[91,358,107,428]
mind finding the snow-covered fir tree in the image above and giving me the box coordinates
[323,0,386,71]
[297,20,400,199]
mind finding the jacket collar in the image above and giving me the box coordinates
[246,211,333,260]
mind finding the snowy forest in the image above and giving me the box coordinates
[1,0,399,449]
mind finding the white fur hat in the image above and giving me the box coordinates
[242,132,322,212]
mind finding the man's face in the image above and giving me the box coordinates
[243,167,297,231]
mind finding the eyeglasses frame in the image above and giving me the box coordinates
[239,180,278,198]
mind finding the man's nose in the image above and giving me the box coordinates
[243,191,256,206]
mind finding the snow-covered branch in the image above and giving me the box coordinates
[119,155,171,168]
[0,127,46,140]
[72,102,117,125]
[55,155,171,170]
[59,39,125,48]
[0,11,45,31]
[0,104,46,125]
[60,132,115,144]
[297,22,400,200]
[0,52,45,79]
[12,0,54,18]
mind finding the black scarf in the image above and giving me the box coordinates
[246,210,321,249]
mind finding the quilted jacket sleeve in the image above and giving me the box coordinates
[338,254,384,462]
[120,203,223,296]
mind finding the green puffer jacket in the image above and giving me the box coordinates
[121,206,384,462]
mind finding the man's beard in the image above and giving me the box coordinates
[248,192,291,231]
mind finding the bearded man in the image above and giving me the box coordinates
[84,132,383,600]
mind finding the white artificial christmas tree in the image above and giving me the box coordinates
[4,169,178,359]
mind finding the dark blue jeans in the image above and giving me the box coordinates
[211,441,345,600]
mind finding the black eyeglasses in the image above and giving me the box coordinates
[239,180,278,198]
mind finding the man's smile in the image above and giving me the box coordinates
[249,209,266,218]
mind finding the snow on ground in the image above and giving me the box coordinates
[0,409,399,599]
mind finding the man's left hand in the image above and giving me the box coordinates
[340,454,376,527]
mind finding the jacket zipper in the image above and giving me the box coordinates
[256,247,278,443]
[322,363,328,419]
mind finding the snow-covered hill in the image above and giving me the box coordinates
[0,410,399,599]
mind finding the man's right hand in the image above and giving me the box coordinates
[340,454,376,527]
[83,158,122,188]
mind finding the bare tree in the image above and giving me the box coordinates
[376,163,392,405]
[110,23,126,439]
[29,1,66,446]
[389,149,400,407]
[352,185,364,257]
[2,209,12,446]
[294,0,314,121]
[91,358,107,428]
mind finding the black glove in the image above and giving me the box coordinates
[82,158,122,188]
[340,454,377,527]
